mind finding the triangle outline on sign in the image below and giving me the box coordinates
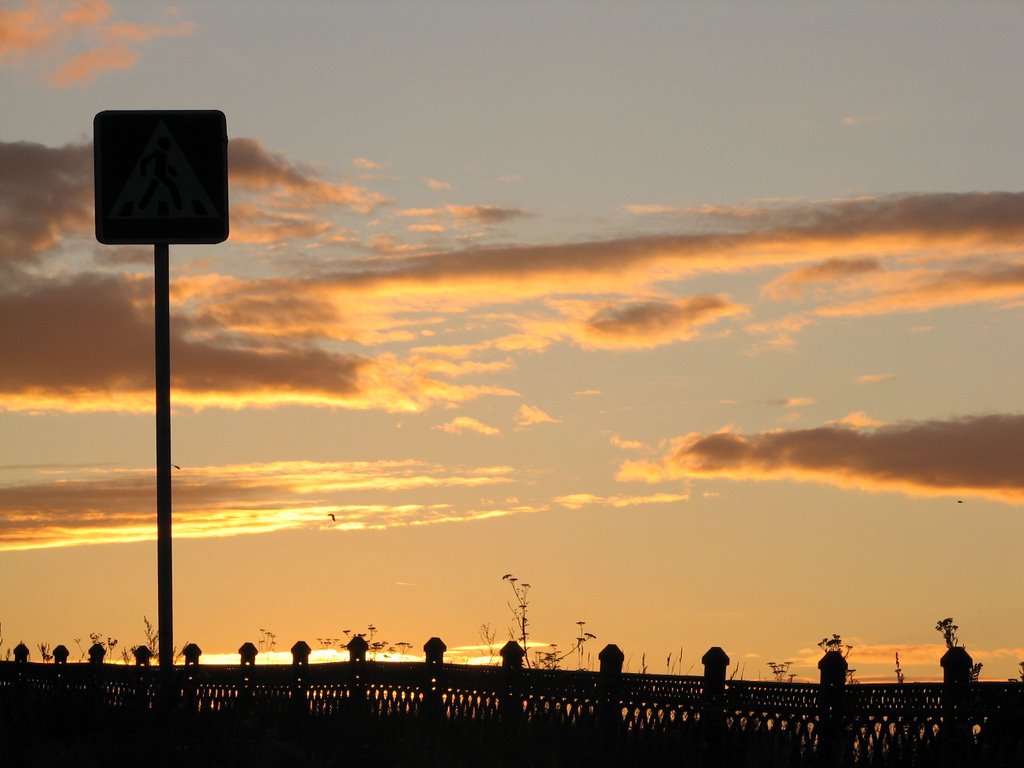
[108,121,219,221]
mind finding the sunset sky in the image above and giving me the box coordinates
[3,0,1024,682]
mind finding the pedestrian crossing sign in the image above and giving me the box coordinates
[94,110,228,244]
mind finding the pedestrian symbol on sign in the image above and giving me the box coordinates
[108,122,218,220]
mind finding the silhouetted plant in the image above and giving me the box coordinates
[533,623,596,670]
[818,633,856,682]
[257,627,277,653]
[36,642,52,663]
[366,624,388,660]
[135,615,182,663]
[478,622,498,662]
[143,616,158,656]
[88,632,118,660]
[502,573,531,667]
[665,646,686,675]
[935,617,981,680]
[340,624,404,659]
[573,621,596,669]
[817,633,852,658]
[936,617,960,649]
[394,641,413,658]
[767,661,792,682]
[895,652,905,684]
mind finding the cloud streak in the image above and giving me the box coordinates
[7,139,1024,421]
[619,414,1024,503]
[0,460,522,551]
[229,138,388,216]
[0,273,516,414]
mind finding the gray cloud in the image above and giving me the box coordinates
[638,414,1024,502]
[0,140,92,269]
[322,192,1024,292]
[0,273,365,397]
[586,296,741,339]
[228,138,388,214]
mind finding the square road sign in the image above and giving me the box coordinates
[94,110,228,245]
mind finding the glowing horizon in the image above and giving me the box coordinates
[3,1,1024,685]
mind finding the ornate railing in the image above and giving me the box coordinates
[3,643,1024,766]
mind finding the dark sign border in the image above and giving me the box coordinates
[94,110,229,245]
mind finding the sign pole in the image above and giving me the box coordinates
[94,110,228,690]
[155,242,173,675]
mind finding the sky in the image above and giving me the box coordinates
[2,0,1024,682]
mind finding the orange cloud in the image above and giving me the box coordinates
[515,404,559,429]
[575,295,748,349]
[744,313,814,350]
[1,1,65,57]
[229,138,388,214]
[813,261,1024,317]
[104,19,195,44]
[857,373,895,384]
[48,41,134,85]
[0,460,521,551]
[229,203,335,245]
[0,1,195,86]
[297,193,1024,310]
[619,415,1024,503]
[608,433,644,451]
[9,164,1024,419]
[352,157,383,170]
[761,257,882,301]
[435,416,501,436]
[0,273,519,415]
[553,492,689,509]
[833,411,887,428]
[760,397,815,408]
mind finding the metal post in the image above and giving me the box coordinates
[155,242,173,675]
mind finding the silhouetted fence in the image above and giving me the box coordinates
[3,638,1024,766]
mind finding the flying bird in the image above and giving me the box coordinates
[329,513,336,521]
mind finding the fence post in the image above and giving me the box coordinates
[239,642,258,666]
[596,644,625,764]
[291,640,311,667]
[290,641,311,718]
[88,642,106,664]
[702,647,729,701]
[131,645,154,709]
[500,640,526,726]
[53,645,69,665]
[183,643,202,666]
[346,635,369,720]
[238,642,257,713]
[817,650,848,765]
[940,646,973,767]
[13,643,29,663]
[702,647,730,768]
[180,643,201,714]
[423,637,446,722]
